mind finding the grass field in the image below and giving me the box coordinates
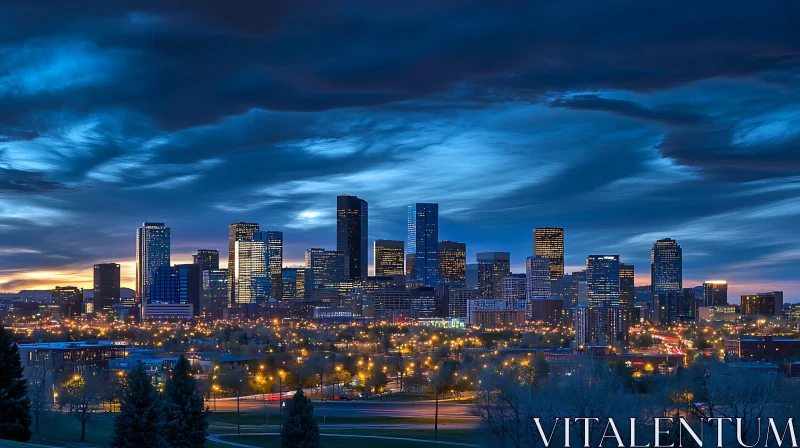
[214,431,485,448]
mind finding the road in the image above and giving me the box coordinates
[209,396,480,421]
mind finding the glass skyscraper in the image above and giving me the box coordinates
[586,255,620,308]
[412,203,439,287]
[619,263,635,309]
[136,222,170,307]
[93,262,120,314]
[477,252,511,299]
[533,227,564,282]
[193,249,219,271]
[703,280,728,306]
[651,238,682,295]
[337,195,368,281]
[374,240,404,276]
[525,256,551,300]
[305,248,346,287]
[228,222,259,303]
[253,231,283,299]
[202,269,228,320]
[438,240,466,285]
[234,239,267,305]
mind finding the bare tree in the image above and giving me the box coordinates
[27,354,54,434]
[59,370,101,442]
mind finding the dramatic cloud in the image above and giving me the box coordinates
[0,1,798,300]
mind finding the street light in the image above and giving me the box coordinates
[278,370,286,426]
[212,385,219,412]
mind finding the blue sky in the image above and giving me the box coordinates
[0,1,799,300]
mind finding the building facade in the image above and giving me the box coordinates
[586,255,620,308]
[651,238,682,295]
[703,280,728,306]
[619,263,635,309]
[741,292,784,317]
[477,252,511,299]
[234,239,267,305]
[136,222,170,307]
[525,256,551,300]
[337,195,368,281]
[193,249,219,271]
[533,227,564,283]
[93,263,120,314]
[374,240,405,276]
[411,203,439,287]
[228,222,259,303]
[438,240,466,285]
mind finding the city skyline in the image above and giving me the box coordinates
[1,3,799,301]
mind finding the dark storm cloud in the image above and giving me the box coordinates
[0,1,799,298]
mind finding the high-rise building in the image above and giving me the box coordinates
[586,255,620,308]
[337,195,368,281]
[305,248,346,288]
[253,231,283,299]
[234,239,268,305]
[477,252,511,299]
[533,228,564,282]
[619,263,635,309]
[281,268,309,301]
[465,264,478,289]
[741,291,783,317]
[201,269,228,320]
[136,222,170,307]
[52,286,83,306]
[193,249,219,271]
[680,287,698,321]
[437,285,477,319]
[438,241,466,285]
[651,238,682,295]
[654,292,681,325]
[501,274,527,301]
[228,222,259,302]
[148,264,202,316]
[411,203,439,287]
[406,205,417,264]
[703,280,728,306]
[374,240,404,276]
[525,256,551,300]
[93,263,120,313]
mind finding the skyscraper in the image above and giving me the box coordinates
[411,203,439,287]
[501,274,527,302]
[136,222,170,307]
[202,269,228,320]
[619,263,635,309]
[148,264,202,316]
[337,195,368,281]
[234,239,267,305]
[438,241,466,285]
[253,231,283,299]
[586,255,620,308]
[741,292,783,317]
[93,263,120,314]
[703,280,728,306]
[477,252,511,299]
[374,240,404,276]
[228,222,259,302]
[651,238,682,295]
[406,205,416,266]
[193,249,219,271]
[305,248,346,287]
[533,228,564,282]
[525,256,551,301]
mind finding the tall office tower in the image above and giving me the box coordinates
[374,240,405,276]
[136,222,170,307]
[651,238,682,295]
[574,304,590,348]
[93,263,121,313]
[501,274,527,302]
[477,252,511,299]
[741,291,784,317]
[193,249,219,271]
[560,274,578,308]
[586,255,620,308]
[703,280,728,306]
[253,231,283,299]
[149,264,202,315]
[444,286,477,319]
[654,292,681,325]
[406,205,417,270]
[228,222,259,303]
[411,203,439,287]
[337,195,368,281]
[305,248,346,287]
[533,227,565,282]
[202,269,229,320]
[234,239,268,305]
[619,263,635,309]
[525,256,551,300]
[438,241,466,285]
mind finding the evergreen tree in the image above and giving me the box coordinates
[110,363,161,448]
[281,388,320,448]
[0,329,32,442]
[160,355,209,448]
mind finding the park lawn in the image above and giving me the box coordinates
[207,412,471,427]
[27,411,115,447]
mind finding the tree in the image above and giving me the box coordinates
[161,355,209,448]
[60,371,100,442]
[281,388,320,448]
[26,352,53,435]
[110,363,161,448]
[0,329,32,442]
